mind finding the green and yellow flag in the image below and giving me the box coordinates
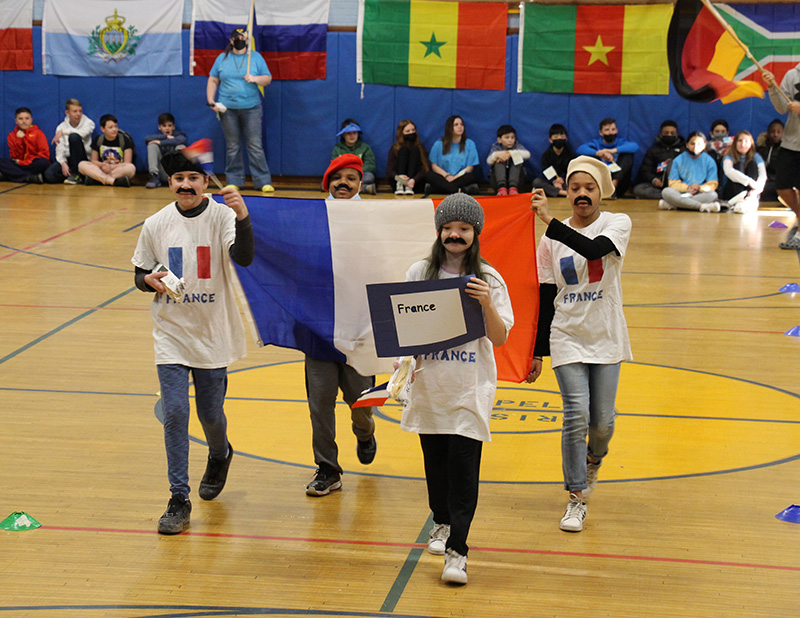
[358,0,507,90]
[518,3,673,95]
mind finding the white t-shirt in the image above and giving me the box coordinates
[131,197,247,369]
[537,211,632,368]
[400,260,514,442]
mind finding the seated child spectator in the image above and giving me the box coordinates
[486,124,530,195]
[386,119,429,195]
[633,120,685,200]
[532,124,575,198]
[706,119,731,184]
[0,107,50,184]
[145,112,187,189]
[576,117,638,197]
[44,98,95,185]
[78,114,136,187]
[331,119,376,194]
[424,115,480,196]
[722,130,767,214]
[659,131,719,212]
[756,118,783,202]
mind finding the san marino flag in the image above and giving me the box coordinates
[42,0,182,76]
[233,195,538,383]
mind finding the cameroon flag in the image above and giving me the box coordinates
[518,3,673,95]
[358,0,507,90]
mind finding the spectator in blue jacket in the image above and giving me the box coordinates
[576,118,638,198]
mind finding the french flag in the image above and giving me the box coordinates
[0,0,32,71]
[232,194,539,383]
[182,139,215,174]
[191,0,329,80]
[352,382,391,409]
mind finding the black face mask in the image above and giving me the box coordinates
[602,133,617,144]
[661,135,678,146]
[551,139,567,149]
[403,132,417,143]
[232,39,246,51]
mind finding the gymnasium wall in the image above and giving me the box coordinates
[0,27,783,182]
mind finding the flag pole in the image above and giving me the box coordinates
[246,0,255,75]
[699,0,792,104]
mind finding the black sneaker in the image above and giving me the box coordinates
[158,494,191,535]
[305,467,342,496]
[198,443,233,501]
[356,435,377,465]
[84,176,101,186]
[113,176,131,187]
[26,173,43,184]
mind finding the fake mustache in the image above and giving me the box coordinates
[573,196,593,206]
[333,183,353,192]
[177,188,197,195]
[444,237,468,245]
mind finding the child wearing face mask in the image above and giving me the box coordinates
[386,118,429,195]
[532,123,576,198]
[576,118,639,198]
[633,120,686,200]
[659,131,720,212]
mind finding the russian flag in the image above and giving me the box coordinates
[191,0,329,80]
[233,194,538,383]
[0,0,32,71]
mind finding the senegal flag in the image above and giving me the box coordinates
[357,0,507,90]
[518,3,673,95]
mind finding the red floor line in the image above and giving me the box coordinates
[0,211,119,261]
[43,525,800,572]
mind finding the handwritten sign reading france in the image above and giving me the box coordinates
[366,276,486,357]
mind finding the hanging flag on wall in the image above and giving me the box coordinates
[357,0,507,91]
[42,0,182,76]
[233,194,538,383]
[518,3,673,95]
[0,0,32,71]
[191,0,329,80]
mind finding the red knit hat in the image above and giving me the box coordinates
[323,154,363,191]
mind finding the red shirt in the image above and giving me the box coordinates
[7,124,50,166]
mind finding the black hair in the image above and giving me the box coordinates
[768,118,784,130]
[100,114,118,127]
[599,117,616,130]
[158,112,175,125]
[442,115,467,155]
[496,124,515,138]
[660,120,678,130]
[710,119,729,132]
[339,118,361,143]
[687,131,706,142]
[14,107,32,117]
[549,123,567,137]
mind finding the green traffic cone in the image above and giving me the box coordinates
[0,511,42,531]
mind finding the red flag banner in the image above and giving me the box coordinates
[0,0,32,71]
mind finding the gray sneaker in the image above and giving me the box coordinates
[779,235,800,250]
[584,461,601,498]
[560,492,587,532]
[158,494,191,535]
[428,522,450,555]
[145,173,161,189]
[63,174,80,185]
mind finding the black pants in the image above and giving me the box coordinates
[44,133,88,183]
[424,170,476,195]
[612,153,634,196]
[0,157,49,182]
[394,146,422,189]
[419,433,483,556]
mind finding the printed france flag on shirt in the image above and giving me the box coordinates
[233,195,539,383]
[191,0,329,79]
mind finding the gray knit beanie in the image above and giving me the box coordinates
[434,193,484,235]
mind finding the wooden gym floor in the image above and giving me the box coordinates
[1,179,799,618]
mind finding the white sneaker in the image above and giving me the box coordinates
[699,201,721,213]
[560,493,587,532]
[428,522,450,555]
[404,185,414,195]
[395,185,405,195]
[584,461,601,498]
[441,548,467,585]
[658,199,675,210]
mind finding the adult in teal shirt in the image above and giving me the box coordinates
[207,28,274,193]
[424,115,480,196]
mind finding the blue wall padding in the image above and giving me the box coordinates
[0,29,784,182]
